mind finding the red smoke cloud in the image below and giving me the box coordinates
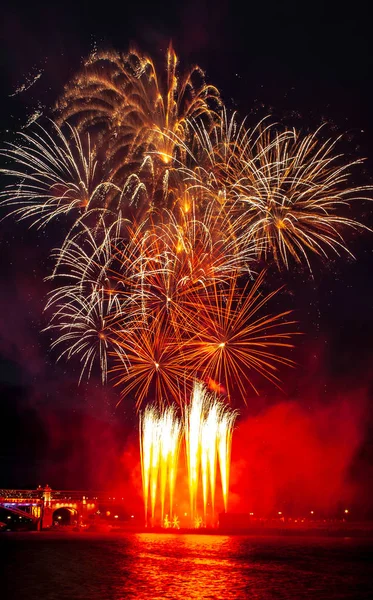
[120,393,369,520]
[229,396,366,516]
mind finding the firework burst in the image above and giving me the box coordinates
[112,313,189,408]
[57,43,221,180]
[1,44,370,409]
[179,113,371,269]
[180,271,297,401]
[0,122,121,229]
[45,217,138,383]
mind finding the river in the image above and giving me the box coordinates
[1,532,372,599]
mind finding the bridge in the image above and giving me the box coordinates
[0,487,129,529]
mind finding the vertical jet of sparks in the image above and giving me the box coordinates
[200,400,220,523]
[149,419,161,522]
[159,406,182,522]
[139,405,158,526]
[200,421,209,521]
[159,410,170,524]
[217,408,238,512]
[168,410,182,518]
[185,381,206,523]
[205,400,220,522]
[140,404,182,526]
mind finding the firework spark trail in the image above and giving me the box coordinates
[149,420,160,522]
[167,409,182,518]
[217,408,238,512]
[201,401,219,520]
[139,405,161,523]
[159,405,182,521]
[140,404,182,525]
[139,406,154,524]
[185,381,238,525]
[205,401,220,518]
[184,381,206,522]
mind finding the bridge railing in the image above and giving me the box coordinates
[0,489,44,500]
[0,490,131,503]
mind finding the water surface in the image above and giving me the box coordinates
[2,532,372,599]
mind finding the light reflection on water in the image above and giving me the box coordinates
[2,532,373,599]
[129,534,243,599]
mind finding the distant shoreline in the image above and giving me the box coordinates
[5,522,372,538]
[119,524,373,538]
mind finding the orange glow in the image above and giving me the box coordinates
[160,152,171,164]
[206,377,225,394]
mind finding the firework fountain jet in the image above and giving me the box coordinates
[140,382,238,528]
[185,382,238,524]
[140,404,182,526]
[184,382,207,522]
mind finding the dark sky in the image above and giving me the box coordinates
[0,0,372,510]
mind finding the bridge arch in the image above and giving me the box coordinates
[52,506,78,526]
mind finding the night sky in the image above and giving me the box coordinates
[0,1,372,514]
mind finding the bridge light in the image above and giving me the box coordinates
[114,515,119,519]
